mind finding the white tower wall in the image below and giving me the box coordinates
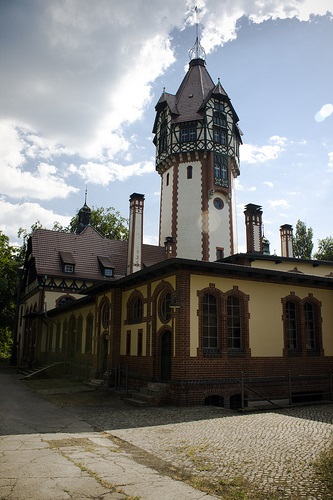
[176,161,202,260]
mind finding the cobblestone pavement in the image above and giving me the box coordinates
[69,402,333,499]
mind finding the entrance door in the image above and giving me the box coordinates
[160,330,172,381]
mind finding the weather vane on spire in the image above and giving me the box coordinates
[189,6,206,62]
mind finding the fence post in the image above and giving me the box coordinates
[288,371,292,405]
[241,371,244,410]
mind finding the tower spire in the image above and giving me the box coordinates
[189,6,206,62]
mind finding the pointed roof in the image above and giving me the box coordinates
[154,57,239,130]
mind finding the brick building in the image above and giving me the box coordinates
[17,35,333,408]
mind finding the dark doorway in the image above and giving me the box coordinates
[160,330,172,381]
[100,335,108,376]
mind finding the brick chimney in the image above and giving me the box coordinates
[127,193,144,275]
[280,224,294,257]
[244,204,263,253]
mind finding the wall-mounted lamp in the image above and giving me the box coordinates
[170,292,181,310]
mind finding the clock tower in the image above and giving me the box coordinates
[153,33,242,261]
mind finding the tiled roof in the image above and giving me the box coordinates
[173,59,215,123]
[30,227,165,281]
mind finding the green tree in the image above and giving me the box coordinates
[293,220,314,259]
[314,236,333,261]
[0,231,20,358]
[67,206,128,240]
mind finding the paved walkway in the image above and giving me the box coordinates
[1,369,332,499]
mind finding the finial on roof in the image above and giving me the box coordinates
[84,186,88,205]
[188,6,206,62]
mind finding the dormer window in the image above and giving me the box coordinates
[98,256,114,278]
[104,268,114,277]
[59,251,75,274]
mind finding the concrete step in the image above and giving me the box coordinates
[124,398,148,408]
[20,363,61,379]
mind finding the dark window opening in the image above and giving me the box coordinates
[291,391,324,404]
[230,393,247,410]
[187,165,193,179]
[204,395,224,407]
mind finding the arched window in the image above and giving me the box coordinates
[227,296,241,350]
[127,292,144,324]
[285,301,299,353]
[56,295,75,307]
[101,302,110,330]
[166,172,169,186]
[203,294,218,350]
[160,291,172,322]
[187,165,193,179]
[132,298,143,322]
[283,294,322,357]
[85,314,93,354]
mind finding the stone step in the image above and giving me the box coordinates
[124,398,148,408]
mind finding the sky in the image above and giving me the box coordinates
[0,0,332,255]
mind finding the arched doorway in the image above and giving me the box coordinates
[160,330,172,381]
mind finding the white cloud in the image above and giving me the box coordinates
[235,179,257,191]
[200,0,333,52]
[76,160,155,186]
[264,181,274,188]
[241,136,287,164]
[0,121,78,200]
[268,199,291,210]
[315,103,333,122]
[328,152,333,171]
[0,198,72,244]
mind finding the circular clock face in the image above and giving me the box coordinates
[213,197,224,210]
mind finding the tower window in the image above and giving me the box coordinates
[213,127,227,145]
[166,172,169,186]
[159,114,167,154]
[180,126,196,143]
[187,165,193,179]
[216,248,224,260]
[214,154,228,187]
[213,102,227,128]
